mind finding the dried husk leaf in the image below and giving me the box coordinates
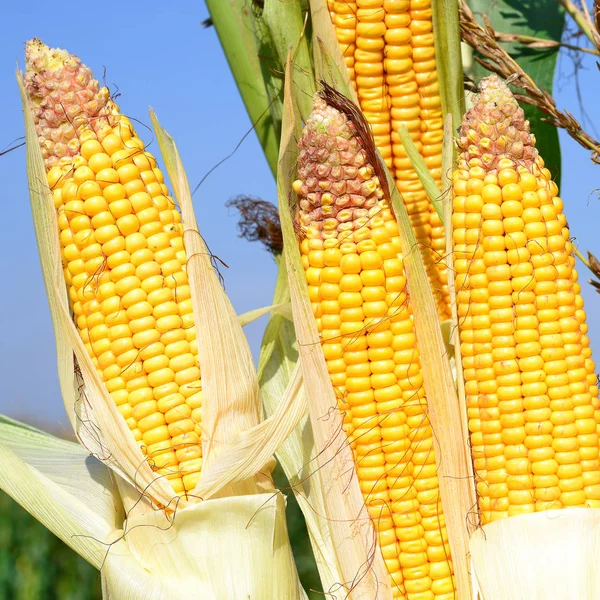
[278,56,392,600]
[150,110,265,496]
[102,493,307,600]
[18,71,177,508]
[443,114,471,455]
[386,124,475,600]
[470,509,600,599]
[258,255,343,592]
[308,0,357,104]
[238,302,292,327]
[150,112,309,500]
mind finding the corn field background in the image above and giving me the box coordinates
[1,0,600,597]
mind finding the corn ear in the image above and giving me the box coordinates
[18,68,176,506]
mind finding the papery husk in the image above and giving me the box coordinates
[278,56,392,600]
[102,493,307,600]
[17,71,177,509]
[150,112,312,502]
[238,302,292,327]
[386,104,475,600]
[259,255,343,592]
[470,508,600,600]
[0,416,121,569]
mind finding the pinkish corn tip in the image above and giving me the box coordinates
[457,75,537,171]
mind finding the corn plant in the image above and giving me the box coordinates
[2,0,600,599]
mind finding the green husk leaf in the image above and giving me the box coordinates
[387,123,475,600]
[0,416,121,570]
[151,112,310,503]
[308,0,357,103]
[397,124,444,224]
[468,0,564,186]
[278,55,392,600]
[263,0,315,120]
[432,0,465,129]
[206,0,282,176]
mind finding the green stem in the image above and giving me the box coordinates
[432,0,465,131]
[560,0,600,49]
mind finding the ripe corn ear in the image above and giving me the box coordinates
[293,90,455,599]
[327,0,450,320]
[24,40,202,497]
[453,75,600,524]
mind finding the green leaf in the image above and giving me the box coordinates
[263,0,315,121]
[397,125,444,224]
[433,0,466,128]
[468,0,565,186]
[206,0,283,176]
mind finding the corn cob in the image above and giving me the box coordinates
[327,0,449,320]
[294,88,454,599]
[453,75,600,524]
[24,40,202,497]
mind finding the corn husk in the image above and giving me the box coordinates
[238,302,292,327]
[259,255,344,592]
[205,0,282,175]
[470,509,600,600]
[0,416,121,569]
[262,0,315,120]
[102,493,305,600]
[385,99,475,600]
[396,124,444,223]
[278,55,393,600]
[15,49,310,598]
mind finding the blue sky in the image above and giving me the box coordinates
[1,1,599,432]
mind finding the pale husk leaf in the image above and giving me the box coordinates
[387,123,475,598]
[102,493,307,600]
[151,112,312,500]
[470,509,600,600]
[238,302,292,327]
[278,56,392,600]
[150,110,262,493]
[193,362,306,499]
[443,114,471,455]
[258,255,341,590]
[0,416,121,569]
[18,71,176,507]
